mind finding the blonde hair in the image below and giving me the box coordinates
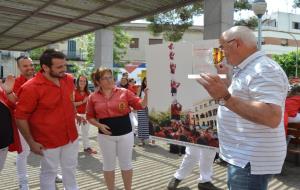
[222,26,257,48]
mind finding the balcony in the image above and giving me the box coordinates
[64,50,87,61]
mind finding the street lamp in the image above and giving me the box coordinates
[252,0,267,50]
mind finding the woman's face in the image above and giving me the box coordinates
[98,71,115,89]
[120,77,128,86]
[79,76,87,89]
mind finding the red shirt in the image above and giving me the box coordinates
[15,72,78,149]
[74,90,89,114]
[0,87,22,153]
[284,95,300,135]
[86,87,143,120]
[13,75,29,94]
[171,103,182,115]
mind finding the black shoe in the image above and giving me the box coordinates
[198,182,222,190]
[167,177,182,190]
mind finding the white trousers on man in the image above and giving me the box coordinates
[174,146,216,183]
[0,147,8,172]
[76,114,90,149]
[40,139,79,190]
[16,132,31,185]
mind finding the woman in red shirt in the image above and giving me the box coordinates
[87,68,148,190]
[73,75,97,155]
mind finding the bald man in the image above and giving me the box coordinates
[197,26,289,190]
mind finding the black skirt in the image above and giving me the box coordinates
[99,114,132,136]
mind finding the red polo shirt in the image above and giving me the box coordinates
[86,87,143,120]
[15,72,78,149]
[13,75,28,94]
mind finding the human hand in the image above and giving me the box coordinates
[196,73,229,100]
[29,141,44,156]
[0,75,15,94]
[99,124,112,135]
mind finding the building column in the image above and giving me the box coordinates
[94,28,114,68]
[203,0,234,39]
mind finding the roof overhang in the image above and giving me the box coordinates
[0,0,201,51]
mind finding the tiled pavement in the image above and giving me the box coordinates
[1,127,299,190]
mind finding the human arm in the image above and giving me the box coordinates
[197,73,283,128]
[0,75,17,103]
[15,119,44,156]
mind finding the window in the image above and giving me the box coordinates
[68,40,76,58]
[130,38,139,48]
[293,22,300,30]
[200,105,203,109]
[149,38,163,45]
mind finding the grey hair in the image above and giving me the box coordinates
[222,26,257,48]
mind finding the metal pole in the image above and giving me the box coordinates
[258,17,262,50]
[287,33,299,77]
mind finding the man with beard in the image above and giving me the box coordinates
[13,55,63,190]
[15,49,79,190]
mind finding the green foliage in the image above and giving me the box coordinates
[113,26,131,63]
[234,16,258,29]
[146,3,203,42]
[149,109,171,127]
[29,47,46,60]
[234,0,251,11]
[146,1,254,42]
[273,50,300,77]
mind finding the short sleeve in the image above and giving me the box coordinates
[15,85,38,120]
[126,89,143,110]
[248,69,288,106]
[86,94,96,119]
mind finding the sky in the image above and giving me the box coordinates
[193,0,300,25]
[132,0,299,26]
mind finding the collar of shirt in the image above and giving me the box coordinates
[34,71,66,86]
[232,50,265,76]
[97,87,118,95]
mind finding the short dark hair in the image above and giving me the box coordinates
[16,55,30,65]
[39,49,66,68]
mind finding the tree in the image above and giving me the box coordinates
[146,0,257,42]
[273,50,300,77]
[113,26,131,64]
[146,2,203,42]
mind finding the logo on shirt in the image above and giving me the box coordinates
[119,102,127,111]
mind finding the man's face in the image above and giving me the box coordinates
[48,58,67,78]
[18,58,34,77]
[219,36,238,66]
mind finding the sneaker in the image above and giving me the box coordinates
[167,177,181,190]
[55,174,63,183]
[84,147,97,154]
[198,182,222,190]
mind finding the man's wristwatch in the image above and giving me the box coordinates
[218,93,231,106]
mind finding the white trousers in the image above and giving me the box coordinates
[16,132,31,184]
[76,115,91,149]
[40,139,79,190]
[288,113,300,123]
[0,147,8,172]
[98,132,134,171]
[174,146,216,183]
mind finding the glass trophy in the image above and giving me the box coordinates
[188,47,226,79]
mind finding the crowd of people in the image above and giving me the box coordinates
[0,25,297,190]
